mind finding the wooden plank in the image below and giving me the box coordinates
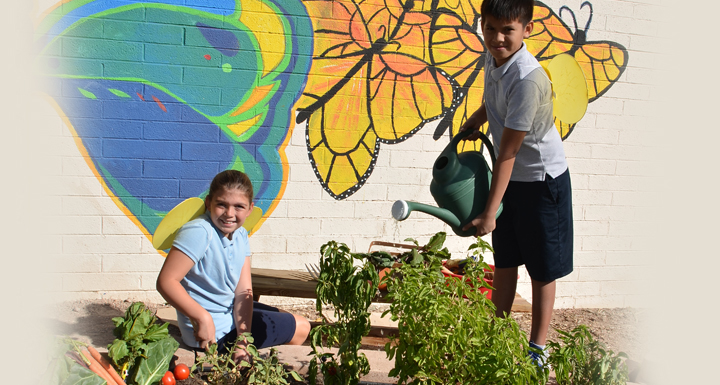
[251,268,532,312]
[310,321,399,339]
[252,268,315,281]
[252,268,317,299]
[513,292,532,313]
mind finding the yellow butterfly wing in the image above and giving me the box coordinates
[425,10,488,152]
[575,41,628,102]
[305,67,378,199]
[527,2,576,58]
[528,1,628,138]
[421,0,483,27]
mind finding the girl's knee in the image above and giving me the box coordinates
[289,314,310,345]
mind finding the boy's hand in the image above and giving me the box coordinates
[191,313,216,349]
[459,105,487,141]
[462,211,496,237]
[459,118,482,141]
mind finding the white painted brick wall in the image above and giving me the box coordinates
[102,254,165,273]
[43,0,663,310]
[52,256,102,273]
[574,251,607,267]
[62,273,141,292]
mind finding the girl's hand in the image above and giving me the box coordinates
[462,211,496,237]
[232,340,252,365]
[191,313,216,349]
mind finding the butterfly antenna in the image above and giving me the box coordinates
[558,5,579,33]
[580,1,593,33]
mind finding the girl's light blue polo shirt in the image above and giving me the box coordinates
[172,212,251,348]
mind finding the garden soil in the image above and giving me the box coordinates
[47,299,650,384]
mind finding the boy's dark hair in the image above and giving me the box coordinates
[481,0,535,25]
[206,169,254,203]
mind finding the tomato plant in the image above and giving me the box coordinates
[173,364,190,381]
[383,234,548,385]
[547,325,629,385]
[308,241,379,385]
[161,371,175,385]
[192,333,303,385]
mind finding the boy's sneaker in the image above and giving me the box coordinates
[528,341,548,368]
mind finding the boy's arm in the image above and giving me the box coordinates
[232,256,254,363]
[462,127,526,236]
[156,248,216,348]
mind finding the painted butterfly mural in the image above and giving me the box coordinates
[297,0,628,200]
[37,0,314,241]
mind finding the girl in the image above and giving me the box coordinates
[157,170,310,363]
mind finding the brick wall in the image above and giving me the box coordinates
[38,0,664,308]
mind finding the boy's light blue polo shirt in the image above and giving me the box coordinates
[484,42,568,182]
[172,212,251,348]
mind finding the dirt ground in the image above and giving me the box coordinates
[47,299,646,384]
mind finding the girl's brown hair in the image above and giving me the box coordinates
[206,170,254,203]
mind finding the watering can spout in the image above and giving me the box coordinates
[392,200,475,237]
[390,129,502,237]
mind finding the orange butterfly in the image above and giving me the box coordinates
[298,0,459,199]
[528,1,628,136]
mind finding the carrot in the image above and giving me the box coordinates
[87,345,127,385]
[81,349,118,385]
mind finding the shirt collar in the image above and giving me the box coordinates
[202,212,235,248]
[490,42,527,81]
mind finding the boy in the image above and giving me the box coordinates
[459,0,573,366]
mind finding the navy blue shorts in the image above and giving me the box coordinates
[211,302,297,352]
[492,169,573,282]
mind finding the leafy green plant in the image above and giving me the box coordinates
[382,233,548,385]
[194,333,302,385]
[308,241,380,385]
[546,325,629,385]
[364,232,450,269]
[107,302,179,385]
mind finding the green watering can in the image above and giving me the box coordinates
[391,129,503,237]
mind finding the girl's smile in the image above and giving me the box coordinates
[205,188,254,239]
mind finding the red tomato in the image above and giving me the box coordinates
[327,366,337,376]
[161,371,176,385]
[173,364,190,381]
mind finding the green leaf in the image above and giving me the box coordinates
[132,337,179,385]
[403,237,420,246]
[107,340,129,364]
[144,323,170,342]
[60,357,107,385]
[111,317,125,328]
[410,249,423,266]
[425,232,446,252]
[127,312,153,340]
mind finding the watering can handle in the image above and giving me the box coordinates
[451,129,497,166]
